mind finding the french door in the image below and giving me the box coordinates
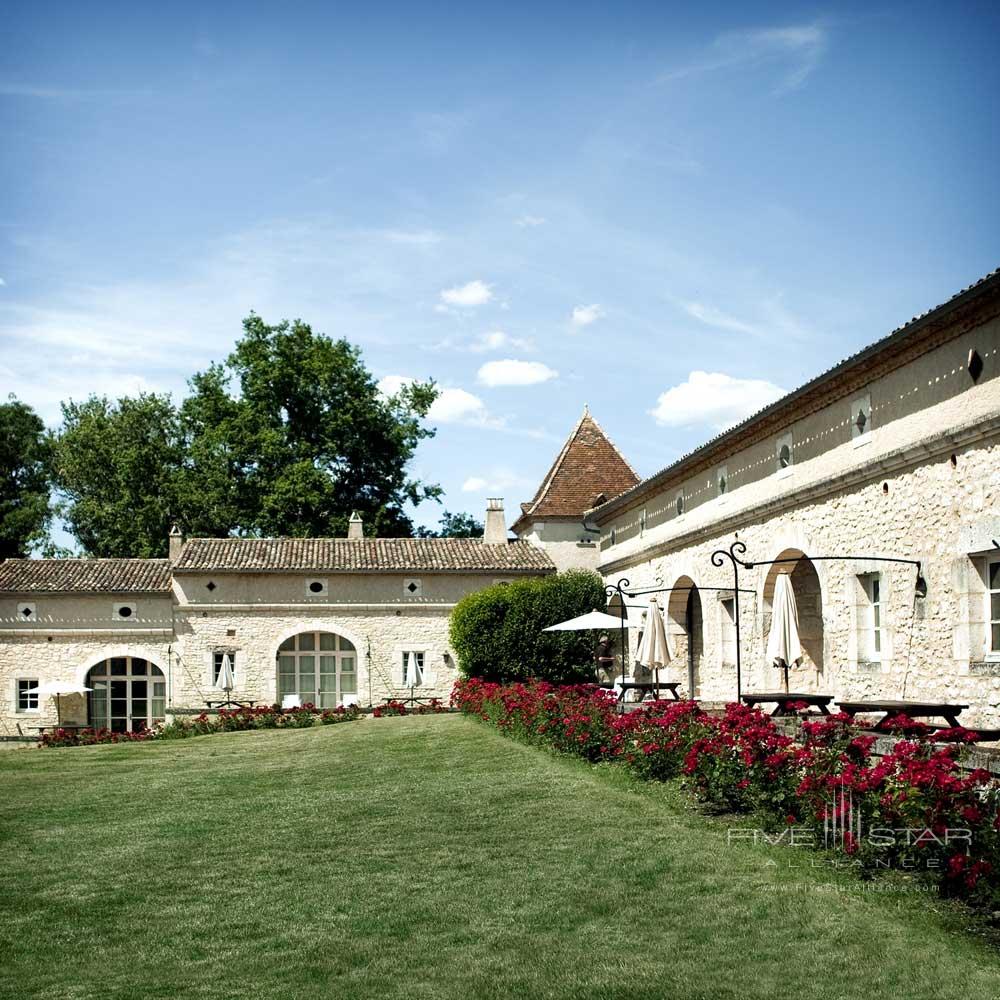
[87,657,166,732]
[277,632,357,708]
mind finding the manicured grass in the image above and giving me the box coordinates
[2,715,999,1000]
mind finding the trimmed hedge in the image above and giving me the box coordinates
[449,570,607,684]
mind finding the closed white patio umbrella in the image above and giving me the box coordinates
[215,653,236,703]
[25,680,92,726]
[635,597,672,697]
[765,574,803,692]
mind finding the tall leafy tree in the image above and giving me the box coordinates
[51,394,183,558]
[416,511,484,538]
[0,397,52,558]
[180,314,441,538]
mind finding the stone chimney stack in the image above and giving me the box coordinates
[168,524,184,563]
[348,511,364,540]
[483,498,507,545]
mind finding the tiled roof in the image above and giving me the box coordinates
[592,266,1000,522]
[173,537,555,573]
[512,408,639,532]
[0,559,172,594]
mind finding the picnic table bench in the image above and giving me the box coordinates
[837,699,969,729]
[740,692,833,716]
[205,699,259,710]
[600,681,681,703]
[26,723,88,735]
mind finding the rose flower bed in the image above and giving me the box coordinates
[452,678,1000,910]
[40,702,361,748]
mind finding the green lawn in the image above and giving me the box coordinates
[2,715,999,1000]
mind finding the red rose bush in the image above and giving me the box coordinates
[452,678,1000,909]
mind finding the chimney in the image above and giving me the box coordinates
[484,498,507,545]
[168,524,184,562]
[348,511,364,540]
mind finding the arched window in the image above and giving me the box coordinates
[87,657,166,733]
[277,632,357,708]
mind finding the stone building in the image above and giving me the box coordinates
[512,407,639,571]
[591,269,1000,725]
[0,411,637,735]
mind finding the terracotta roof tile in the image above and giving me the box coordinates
[512,409,639,532]
[0,559,172,594]
[173,537,554,573]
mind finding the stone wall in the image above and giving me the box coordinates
[0,571,515,734]
[599,431,1000,726]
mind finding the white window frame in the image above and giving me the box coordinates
[719,598,736,666]
[403,578,423,598]
[113,602,137,620]
[402,650,425,687]
[15,677,40,713]
[860,573,883,662]
[675,492,685,517]
[717,465,728,498]
[276,631,358,708]
[305,578,328,597]
[16,602,37,622]
[988,558,1000,660]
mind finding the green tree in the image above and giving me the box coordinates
[416,510,484,538]
[50,315,444,556]
[180,314,441,538]
[0,397,52,558]
[449,570,607,684]
[51,394,183,558]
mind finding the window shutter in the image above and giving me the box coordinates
[206,650,216,685]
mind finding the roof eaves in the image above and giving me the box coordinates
[589,267,1000,523]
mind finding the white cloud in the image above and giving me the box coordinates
[571,303,604,327]
[683,301,759,336]
[469,330,534,353]
[477,359,558,387]
[440,279,494,308]
[650,370,786,431]
[515,215,546,227]
[461,468,533,493]
[378,374,499,427]
[661,22,828,94]
[429,387,489,423]
[0,277,6,286]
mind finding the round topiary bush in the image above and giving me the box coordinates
[449,570,608,684]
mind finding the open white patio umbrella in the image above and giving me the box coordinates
[214,653,235,701]
[765,574,803,692]
[542,609,628,632]
[543,608,629,687]
[26,680,92,725]
[635,597,672,697]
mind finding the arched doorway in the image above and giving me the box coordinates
[762,550,824,676]
[277,631,357,708]
[87,657,166,733]
[666,577,703,696]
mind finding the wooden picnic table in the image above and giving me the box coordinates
[740,692,833,716]
[26,723,88,734]
[205,700,258,710]
[837,699,969,729]
[600,681,681,704]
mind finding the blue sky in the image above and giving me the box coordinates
[2,1,998,532]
